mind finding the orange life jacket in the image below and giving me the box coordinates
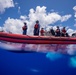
[40,29,45,36]
[22,25,27,30]
[62,29,66,33]
[34,24,39,29]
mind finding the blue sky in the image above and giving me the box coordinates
[0,0,76,35]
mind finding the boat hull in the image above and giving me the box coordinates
[0,32,76,44]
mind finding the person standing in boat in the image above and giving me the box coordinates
[55,26,61,36]
[34,20,40,36]
[22,22,27,35]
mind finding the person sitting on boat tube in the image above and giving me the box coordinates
[55,26,61,36]
[34,20,40,36]
[61,27,66,37]
[61,27,69,37]
[49,27,55,36]
[22,22,27,35]
[40,28,45,36]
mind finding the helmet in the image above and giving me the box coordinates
[36,20,39,23]
[63,27,65,29]
[57,26,59,28]
[24,22,27,25]
[41,28,44,29]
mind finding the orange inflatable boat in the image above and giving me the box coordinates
[0,32,76,44]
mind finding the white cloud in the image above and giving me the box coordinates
[46,12,61,24]
[3,6,73,35]
[74,19,76,22]
[18,6,21,14]
[0,0,14,13]
[73,6,76,27]
[3,17,23,34]
[67,29,74,36]
[50,9,54,12]
[73,6,76,18]
[74,24,76,27]
[73,6,76,11]
[20,15,27,21]
[15,2,18,5]
[61,15,72,22]
[74,12,76,18]
[67,28,76,36]
[29,6,62,25]
[0,27,2,31]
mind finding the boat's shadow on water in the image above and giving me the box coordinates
[7,49,37,53]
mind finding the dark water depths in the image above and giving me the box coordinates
[0,42,76,75]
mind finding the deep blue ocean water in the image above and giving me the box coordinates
[0,44,76,75]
